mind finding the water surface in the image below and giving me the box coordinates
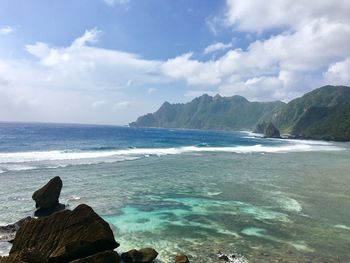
[0,123,349,262]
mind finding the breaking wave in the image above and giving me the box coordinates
[0,142,344,165]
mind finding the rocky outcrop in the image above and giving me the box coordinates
[175,254,190,263]
[9,204,119,263]
[32,176,65,217]
[263,122,281,138]
[121,248,158,263]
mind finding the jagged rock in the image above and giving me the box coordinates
[10,204,119,263]
[264,122,281,138]
[32,176,65,217]
[175,254,190,263]
[70,251,120,263]
[121,248,158,263]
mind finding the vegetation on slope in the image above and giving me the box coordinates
[273,85,350,141]
[130,94,285,131]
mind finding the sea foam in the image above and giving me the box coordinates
[0,141,343,164]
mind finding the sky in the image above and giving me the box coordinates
[0,0,350,125]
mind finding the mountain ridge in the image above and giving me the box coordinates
[130,85,350,141]
[130,94,285,131]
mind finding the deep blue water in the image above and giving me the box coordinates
[0,122,276,153]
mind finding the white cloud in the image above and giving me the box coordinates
[204,42,233,54]
[162,1,350,101]
[147,88,157,94]
[103,0,130,6]
[225,0,350,32]
[324,57,350,85]
[0,29,166,124]
[0,26,14,35]
[162,52,221,85]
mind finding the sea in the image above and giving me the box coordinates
[0,122,349,262]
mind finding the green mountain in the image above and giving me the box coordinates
[130,94,285,130]
[272,85,350,141]
[130,85,350,141]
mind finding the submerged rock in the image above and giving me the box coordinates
[217,251,238,262]
[175,254,190,263]
[10,204,119,263]
[263,122,281,138]
[32,176,65,217]
[121,248,158,263]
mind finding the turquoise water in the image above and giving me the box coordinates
[0,123,349,262]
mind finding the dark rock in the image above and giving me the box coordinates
[10,204,119,263]
[34,203,65,217]
[19,248,47,263]
[121,248,158,263]
[69,250,120,263]
[175,254,190,263]
[32,176,63,210]
[263,122,281,138]
[0,248,46,263]
[0,255,24,263]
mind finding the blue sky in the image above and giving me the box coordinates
[0,0,350,124]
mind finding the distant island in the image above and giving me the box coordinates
[130,85,350,141]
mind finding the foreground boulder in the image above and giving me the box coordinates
[70,251,120,263]
[10,204,119,263]
[263,122,281,138]
[175,254,190,263]
[121,248,158,263]
[32,176,65,217]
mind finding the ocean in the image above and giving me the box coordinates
[0,122,349,262]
